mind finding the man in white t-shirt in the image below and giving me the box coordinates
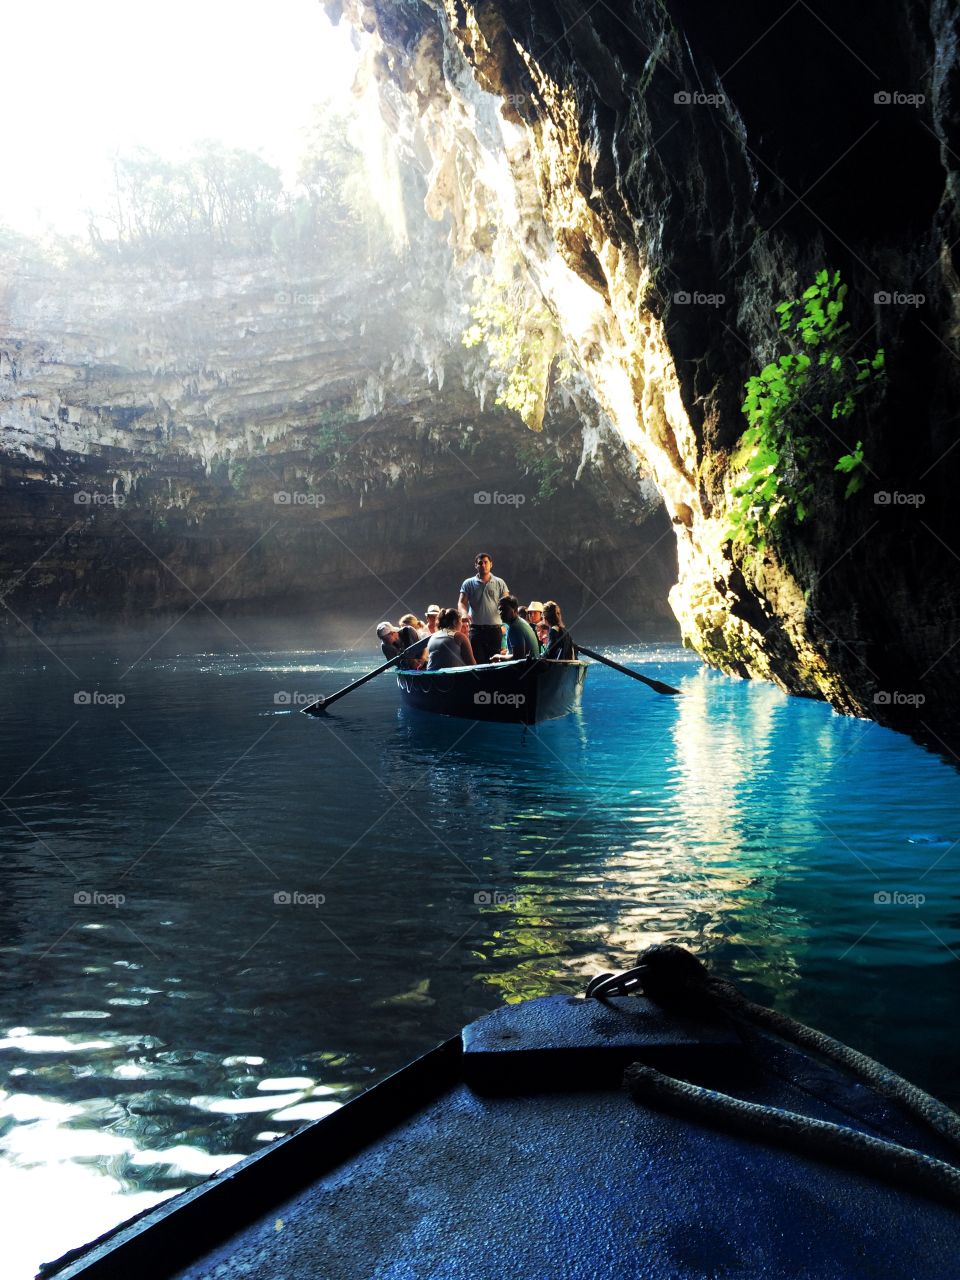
[458,553,509,664]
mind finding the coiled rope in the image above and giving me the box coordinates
[588,943,960,1208]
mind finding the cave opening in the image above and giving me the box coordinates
[0,0,679,652]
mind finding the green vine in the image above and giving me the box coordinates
[309,404,355,458]
[515,437,564,501]
[727,269,885,552]
[462,254,561,431]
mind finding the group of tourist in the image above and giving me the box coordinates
[375,552,576,671]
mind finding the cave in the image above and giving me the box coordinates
[4,5,960,1277]
[3,0,959,752]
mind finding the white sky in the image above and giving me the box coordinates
[0,0,361,236]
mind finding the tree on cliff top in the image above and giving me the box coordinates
[87,114,395,267]
[91,143,284,262]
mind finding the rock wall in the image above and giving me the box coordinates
[329,0,960,749]
[0,240,674,645]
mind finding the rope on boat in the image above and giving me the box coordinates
[625,1062,960,1208]
[589,943,960,1207]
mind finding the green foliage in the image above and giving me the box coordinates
[515,437,564,501]
[727,270,885,552]
[286,105,394,260]
[310,404,355,457]
[88,107,394,265]
[834,438,867,498]
[93,142,284,260]
[462,254,561,431]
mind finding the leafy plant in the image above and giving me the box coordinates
[727,270,885,552]
[515,437,564,501]
[88,105,394,265]
[462,252,562,431]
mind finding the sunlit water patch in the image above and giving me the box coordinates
[0,642,958,1276]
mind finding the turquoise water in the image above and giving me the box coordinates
[0,642,958,1275]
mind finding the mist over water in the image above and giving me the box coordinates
[1,638,958,1276]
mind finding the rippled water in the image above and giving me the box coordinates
[1,642,958,1277]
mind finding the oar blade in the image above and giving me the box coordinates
[648,680,681,696]
[575,642,681,696]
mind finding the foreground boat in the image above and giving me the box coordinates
[395,656,588,724]
[48,946,960,1279]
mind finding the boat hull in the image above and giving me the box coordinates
[50,993,960,1280]
[395,658,587,724]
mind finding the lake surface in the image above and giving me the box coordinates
[1,641,958,1277]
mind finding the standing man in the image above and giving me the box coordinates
[459,553,509,664]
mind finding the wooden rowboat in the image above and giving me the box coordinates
[47,947,960,1280]
[395,657,588,724]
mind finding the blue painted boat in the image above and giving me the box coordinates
[45,947,960,1279]
[396,656,588,724]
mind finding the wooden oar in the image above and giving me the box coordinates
[300,638,429,716]
[574,643,681,696]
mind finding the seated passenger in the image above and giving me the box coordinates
[400,612,425,635]
[421,605,442,638]
[377,621,401,660]
[399,622,428,667]
[377,621,427,669]
[542,600,576,660]
[496,595,541,660]
[425,608,477,670]
[526,599,549,646]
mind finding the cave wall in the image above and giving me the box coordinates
[0,242,674,646]
[329,0,960,748]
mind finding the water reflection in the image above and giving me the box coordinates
[1,644,958,1277]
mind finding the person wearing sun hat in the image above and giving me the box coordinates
[376,621,401,657]
[421,605,442,638]
[526,600,548,645]
[377,620,426,669]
